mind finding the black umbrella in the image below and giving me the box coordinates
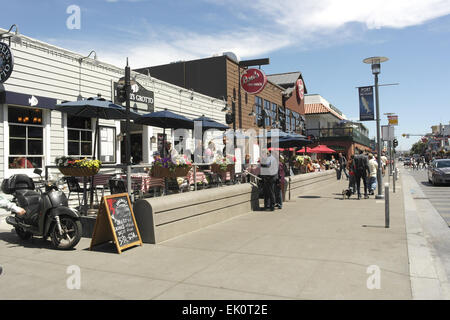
[134,109,194,158]
[55,96,140,159]
[193,114,229,131]
[55,96,140,212]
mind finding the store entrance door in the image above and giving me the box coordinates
[120,122,143,164]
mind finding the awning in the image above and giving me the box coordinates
[1,91,57,110]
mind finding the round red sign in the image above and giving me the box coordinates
[296,79,304,100]
[240,68,267,94]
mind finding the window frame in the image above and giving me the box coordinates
[8,106,44,169]
[66,115,94,158]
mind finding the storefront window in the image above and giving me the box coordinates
[255,96,263,125]
[286,109,291,132]
[8,106,44,169]
[67,115,93,157]
[264,100,271,127]
[271,103,277,125]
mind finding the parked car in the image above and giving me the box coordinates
[403,157,411,167]
[428,159,450,185]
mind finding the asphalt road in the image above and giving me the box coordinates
[406,165,450,227]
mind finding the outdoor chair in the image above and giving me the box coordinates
[109,179,127,194]
[64,176,90,207]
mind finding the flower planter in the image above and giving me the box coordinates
[151,166,191,178]
[58,167,99,177]
[211,163,234,173]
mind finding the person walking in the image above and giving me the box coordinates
[338,153,349,180]
[367,153,378,195]
[275,155,286,209]
[260,149,278,211]
[347,155,356,194]
[353,151,370,199]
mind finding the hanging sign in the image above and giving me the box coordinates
[387,115,398,126]
[296,79,304,100]
[358,86,374,121]
[90,193,142,254]
[240,68,267,94]
[0,42,14,84]
[114,80,154,112]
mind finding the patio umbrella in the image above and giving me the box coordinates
[55,96,141,212]
[309,145,336,154]
[134,109,194,158]
[296,147,314,153]
[276,135,311,149]
[193,114,229,131]
[55,96,141,159]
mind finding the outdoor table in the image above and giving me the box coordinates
[187,170,208,187]
[121,173,165,195]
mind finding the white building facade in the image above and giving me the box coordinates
[0,29,226,179]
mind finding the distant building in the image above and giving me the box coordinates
[303,94,374,158]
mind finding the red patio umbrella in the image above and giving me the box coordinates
[297,147,314,153]
[309,145,336,154]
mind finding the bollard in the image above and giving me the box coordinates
[393,169,396,193]
[385,183,390,228]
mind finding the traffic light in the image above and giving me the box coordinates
[393,138,398,148]
[116,84,127,103]
[225,112,235,124]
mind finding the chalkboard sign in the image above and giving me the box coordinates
[90,193,142,254]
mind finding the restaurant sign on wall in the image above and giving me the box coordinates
[0,42,14,84]
[240,68,267,94]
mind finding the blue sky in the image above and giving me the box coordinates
[2,0,450,151]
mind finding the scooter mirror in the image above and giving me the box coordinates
[33,168,43,176]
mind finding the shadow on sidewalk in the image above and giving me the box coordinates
[0,230,57,250]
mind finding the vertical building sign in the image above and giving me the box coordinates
[358,86,374,121]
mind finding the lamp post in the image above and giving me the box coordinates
[363,56,389,199]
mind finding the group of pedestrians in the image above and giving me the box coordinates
[336,150,381,199]
[259,149,288,211]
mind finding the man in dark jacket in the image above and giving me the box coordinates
[260,149,278,211]
[353,151,370,199]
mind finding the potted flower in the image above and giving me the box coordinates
[211,155,234,173]
[55,156,101,176]
[294,155,311,174]
[151,154,192,178]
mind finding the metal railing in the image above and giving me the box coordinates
[305,127,374,148]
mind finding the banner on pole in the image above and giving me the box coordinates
[358,86,375,121]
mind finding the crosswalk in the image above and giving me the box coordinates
[408,168,450,226]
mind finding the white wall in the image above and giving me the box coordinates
[0,30,226,177]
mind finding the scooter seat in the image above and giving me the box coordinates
[15,190,43,225]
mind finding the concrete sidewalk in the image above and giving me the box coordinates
[0,175,411,300]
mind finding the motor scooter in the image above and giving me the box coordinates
[2,169,82,250]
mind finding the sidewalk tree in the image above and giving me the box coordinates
[410,141,426,155]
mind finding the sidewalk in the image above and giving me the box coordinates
[0,175,411,300]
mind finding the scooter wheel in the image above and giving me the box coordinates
[50,217,82,250]
[15,227,33,240]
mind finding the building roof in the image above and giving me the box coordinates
[267,71,307,96]
[304,103,344,120]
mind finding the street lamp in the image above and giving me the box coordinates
[0,24,22,45]
[363,56,389,199]
[78,51,99,100]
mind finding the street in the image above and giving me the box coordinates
[406,166,450,226]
